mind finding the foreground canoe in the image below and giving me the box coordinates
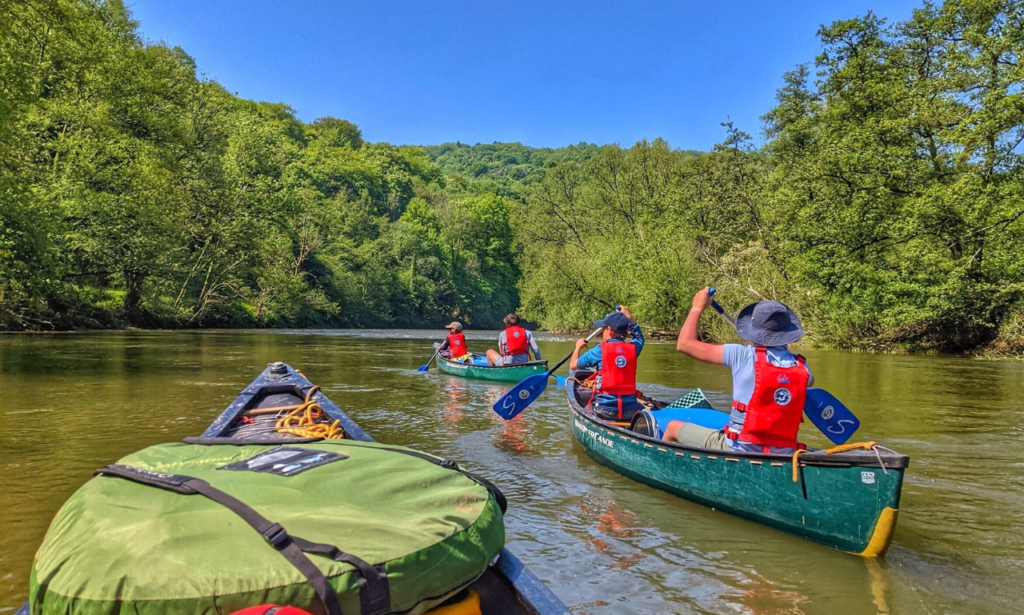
[566,372,909,557]
[437,355,548,383]
[17,363,569,615]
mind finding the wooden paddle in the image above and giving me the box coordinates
[492,327,604,420]
[706,287,861,444]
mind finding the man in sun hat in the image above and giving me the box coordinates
[569,305,645,423]
[434,321,469,360]
[666,287,813,454]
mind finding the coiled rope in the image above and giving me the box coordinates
[274,386,345,440]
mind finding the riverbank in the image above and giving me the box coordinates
[4,323,1023,358]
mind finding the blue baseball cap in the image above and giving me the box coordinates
[593,311,631,336]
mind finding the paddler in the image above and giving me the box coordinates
[486,313,543,366]
[434,321,469,360]
[668,287,812,454]
[569,306,645,422]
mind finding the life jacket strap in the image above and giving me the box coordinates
[95,464,392,615]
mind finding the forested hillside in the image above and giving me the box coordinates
[514,2,1024,354]
[0,0,519,329]
[2,0,1022,354]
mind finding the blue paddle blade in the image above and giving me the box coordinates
[553,375,568,387]
[493,373,549,420]
[804,388,860,445]
[417,364,429,372]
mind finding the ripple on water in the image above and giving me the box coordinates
[2,332,1023,614]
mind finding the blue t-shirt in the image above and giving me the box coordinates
[722,344,813,453]
[576,323,645,413]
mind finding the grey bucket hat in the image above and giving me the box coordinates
[735,300,805,346]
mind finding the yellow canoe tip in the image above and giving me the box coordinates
[858,507,899,558]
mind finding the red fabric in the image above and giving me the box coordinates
[503,325,529,355]
[597,341,637,396]
[230,606,313,615]
[732,347,808,449]
[446,332,467,356]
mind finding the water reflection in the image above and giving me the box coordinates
[0,330,1022,614]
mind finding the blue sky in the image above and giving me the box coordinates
[129,1,922,150]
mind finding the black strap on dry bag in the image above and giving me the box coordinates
[95,464,391,615]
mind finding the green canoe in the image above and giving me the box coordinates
[566,372,909,557]
[436,355,548,383]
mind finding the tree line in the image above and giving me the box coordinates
[2,0,1022,354]
[1,0,518,329]
[515,0,1024,354]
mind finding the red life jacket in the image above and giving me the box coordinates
[446,332,468,357]
[595,341,637,420]
[727,347,809,450]
[503,325,529,356]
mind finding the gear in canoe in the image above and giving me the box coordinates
[27,363,570,615]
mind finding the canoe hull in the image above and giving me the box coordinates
[567,379,907,557]
[437,356,547,383]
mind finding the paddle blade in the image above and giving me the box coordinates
[804,388,860,445]
[552,375,568,387]
[493,373,549,420]
[417,364,429,372]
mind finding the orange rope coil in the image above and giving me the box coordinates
[274,386,345,440]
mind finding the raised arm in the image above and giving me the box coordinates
[569,338,590,370]
[676,287,725,365]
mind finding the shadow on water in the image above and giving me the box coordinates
[1,330,1022,614]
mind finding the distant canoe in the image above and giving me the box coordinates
[437,355,548,383]
[566,371,909,557]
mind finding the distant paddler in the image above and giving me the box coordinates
[569,305,645,423]
[433,321,470,361]
[669,287,813,454]
[485,313,543,366]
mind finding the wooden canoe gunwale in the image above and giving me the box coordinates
[566,373,908,556]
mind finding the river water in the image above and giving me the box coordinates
[1,330,1022,614]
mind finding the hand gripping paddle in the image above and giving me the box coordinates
[706,287,860,445]
[493,327,604,420]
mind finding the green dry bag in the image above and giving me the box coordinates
[29,441,505,615]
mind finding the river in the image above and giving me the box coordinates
[1,330,1022,614]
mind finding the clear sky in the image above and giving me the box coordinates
[128,0,922,150]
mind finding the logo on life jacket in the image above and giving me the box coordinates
[513,331,521,338]
[773,387,792,406]
[777,374,790,383]
[615,355,628,368]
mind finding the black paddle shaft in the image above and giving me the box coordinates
[546,328,604,376]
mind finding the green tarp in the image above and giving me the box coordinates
[30,441,504,615]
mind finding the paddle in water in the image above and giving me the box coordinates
[707,287,860,445]
[493,327,604,420]
[417,344,443,372]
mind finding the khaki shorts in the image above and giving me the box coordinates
[673,423,732,451]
